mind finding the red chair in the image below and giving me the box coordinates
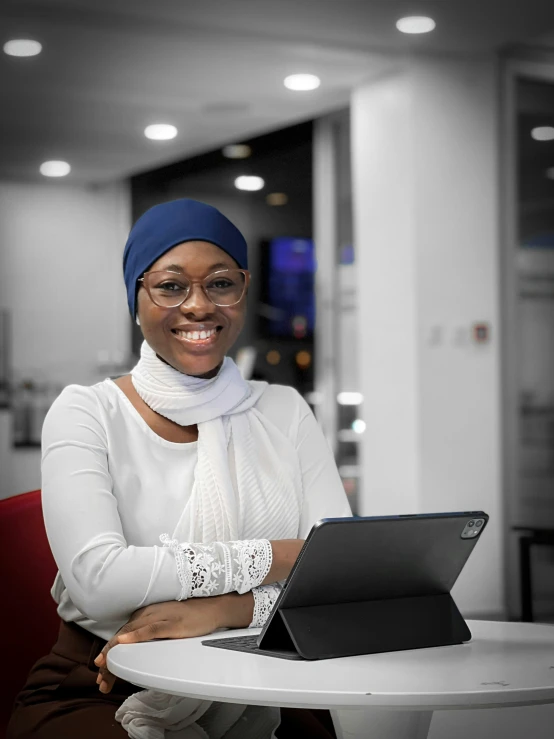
[0,490,60,737]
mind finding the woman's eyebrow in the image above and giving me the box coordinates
[160,262,231,273]
[207,262,232,271]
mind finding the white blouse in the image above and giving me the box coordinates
[42,379,352,640]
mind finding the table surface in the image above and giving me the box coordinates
[108,620,554,711]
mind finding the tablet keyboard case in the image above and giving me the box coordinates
[204,513,485,660]
[259,592,470,659]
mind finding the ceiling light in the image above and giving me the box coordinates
[284,74,321,91]
[222,144,252,159]
[338,392,363,406]
[3,39,42,57]
[396,16,436,34]
[40,160,71,177]
[352,419,366,434]
[266,192,288,206]
[546,167,554,180]
[144,124,177,140]
[235,175,264,191]
[531,126,554,142]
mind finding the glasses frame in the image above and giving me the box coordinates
[138,268,250,309]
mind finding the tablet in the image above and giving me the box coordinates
[203,511,489,660]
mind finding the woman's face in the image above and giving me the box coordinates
[136,240,248,378]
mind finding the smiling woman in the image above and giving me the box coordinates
[7,198,350,739]
[136,242,249,379]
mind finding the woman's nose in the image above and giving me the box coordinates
[179,283,216,317]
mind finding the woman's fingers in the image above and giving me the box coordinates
[93,620,144,691]
[99,671,117,694]
[95,619,143,666]
[94,660,117,693]
[117,620,168,643]
[95,633,122,667]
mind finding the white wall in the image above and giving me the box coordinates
[0,179,131,497]
[351,56,503,617]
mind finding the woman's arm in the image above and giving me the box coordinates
[158,536,302,602]
[95,592,255,693]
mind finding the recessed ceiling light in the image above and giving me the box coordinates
[222,144,252,159]
[352,419,366,434]
[235,175,264,191]
[40,160,71,177]
[396,16,436,34]
[266,192,288,206]
[3,39,42,57]
[284,74,321,91]
[144,124,177,140]
[546,167,554,180]
[531,126,554,142]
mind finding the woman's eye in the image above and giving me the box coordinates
[156,281,186,292]
[208,279,234,289]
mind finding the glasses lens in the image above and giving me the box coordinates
[205,270,246,306]
[146,272,190,307]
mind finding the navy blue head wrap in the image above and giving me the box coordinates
[123,198,248,317]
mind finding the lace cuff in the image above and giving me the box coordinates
[249,583,282,627]
[160,535,273,600]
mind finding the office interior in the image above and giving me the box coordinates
[2,3,554,735]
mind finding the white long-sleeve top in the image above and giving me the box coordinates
[42,379,352,640]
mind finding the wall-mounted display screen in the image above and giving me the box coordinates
[265,237,315,338]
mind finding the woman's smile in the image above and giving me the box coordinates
[170,325,223,347]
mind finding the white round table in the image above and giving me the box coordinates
[108,620,554,739]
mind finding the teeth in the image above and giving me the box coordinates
[175,328,217,341]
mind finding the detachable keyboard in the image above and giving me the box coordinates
[202,634,301,660]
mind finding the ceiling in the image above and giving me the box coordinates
[3,0,554,184]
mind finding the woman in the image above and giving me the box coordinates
[8,198,351,739]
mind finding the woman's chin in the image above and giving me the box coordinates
[174,355,223,378]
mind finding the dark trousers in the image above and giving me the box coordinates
[7,620,335,738]
[7,620,137,738]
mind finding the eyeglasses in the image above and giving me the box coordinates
[138,268,249,308]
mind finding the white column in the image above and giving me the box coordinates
[351,55,503,617]
[351,68,422,516]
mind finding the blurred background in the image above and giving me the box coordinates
[2,0,554,645]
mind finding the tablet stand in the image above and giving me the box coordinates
[258,593,470,660]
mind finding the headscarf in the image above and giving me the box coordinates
[123,198,248,317]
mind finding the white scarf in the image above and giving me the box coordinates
[130,340,301,542]
[115,340,301,738]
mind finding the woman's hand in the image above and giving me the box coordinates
[94,593,254,694]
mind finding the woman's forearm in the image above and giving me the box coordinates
[213,540,304,630]
[264,539,304,584]
[218,591,255,628]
